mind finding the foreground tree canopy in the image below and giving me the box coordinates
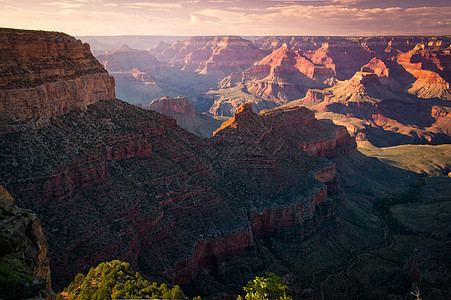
[57,260,186,300]
[237,272,292,300]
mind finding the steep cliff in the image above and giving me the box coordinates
[0,186,52,299]
[209,44,332,116]
[148,96,196,117]
[148,96,223,138]
[0,97,355,295]
[305,40,374,80]
[96,44,163,72]
[0,28,115,134]
[289,71,451,146]
[396,43,451,100]
[0,29,429,299]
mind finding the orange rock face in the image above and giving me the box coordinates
[361,57,390,77]
[148,96,196,117]
[0,28,115,133]
[305,40,374,80]
[396,43,451,99]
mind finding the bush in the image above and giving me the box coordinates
[237,272,292,300]
[58,260,187,300]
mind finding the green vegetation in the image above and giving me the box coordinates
[359,143,451,176]
[0,252,46,300]
[237,273,292,300]
[58,260,186,300]
[374,177,425,232]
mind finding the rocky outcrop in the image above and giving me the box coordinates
[149,96,196,117]
[96,44,163,73]
[195,36,265,76]
[288,71,451,146]
[1,94,352,296]
[361,57,390,77]
[0,28,115,134]
[163,36,265,77]
[396,43,451,100]
[0,185,52,299]
[305,40,374,80]
[0,29,391,299]
[208,44,333,116]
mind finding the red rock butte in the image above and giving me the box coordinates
[0,28,115,133]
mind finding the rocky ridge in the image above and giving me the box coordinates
[209,44,333,116]
[0,29,358,295]
[148,96,223,138]
[0,185,52,299]
[0,28,115,134]
[1,29,443,299]
[288,69,451,146]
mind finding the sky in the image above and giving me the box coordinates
[0,0,450,36]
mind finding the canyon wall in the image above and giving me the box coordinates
[0,185,52,299]
[0,29,406,298]
[0,28,115,134]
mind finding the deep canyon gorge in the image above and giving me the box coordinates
[0,28,450,299]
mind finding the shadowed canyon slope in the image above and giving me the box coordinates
[0,186,52,299]
[1,29,450,299]
[0,28,355,294]
[148,96,224,138]
[91,35,451,149]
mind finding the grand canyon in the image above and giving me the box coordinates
[0,25,450,300]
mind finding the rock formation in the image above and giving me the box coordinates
[395,43,451,100]
[0,30,357,294]
[148,96,223,138]
[149,96,196,117]
[1,29,448,299]
[96,44,163,73]
[0,30,356,294]
[304,40,374,80]
[0,28,115,134]
[288,71,451,146]
[208,44,333,116]
[0,185,52,299]
[160,36,265,77]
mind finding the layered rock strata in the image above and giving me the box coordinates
[0,28,115,134]
[148,96,196,117]
[209,44,333,116]
[0,185,52,299]
[289,71,451,146]
[0,29,358,297]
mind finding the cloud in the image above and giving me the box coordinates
[190,14,200,24]
[42,1,84,8]
[126,2,182,9]
[1,0,449,36]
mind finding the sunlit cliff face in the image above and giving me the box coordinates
[0,0,450,36]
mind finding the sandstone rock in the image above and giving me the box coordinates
[0,28,115,134]
[0,185,52,299]
[305,40,374,80]
[208,44,333,116]
[361,57,390,77]
[195,36,265,76]
[396,43,451,100]
[165,36,265,77]
[287,71,451,146]
[149,96,196,117]
[96,44,163,73]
